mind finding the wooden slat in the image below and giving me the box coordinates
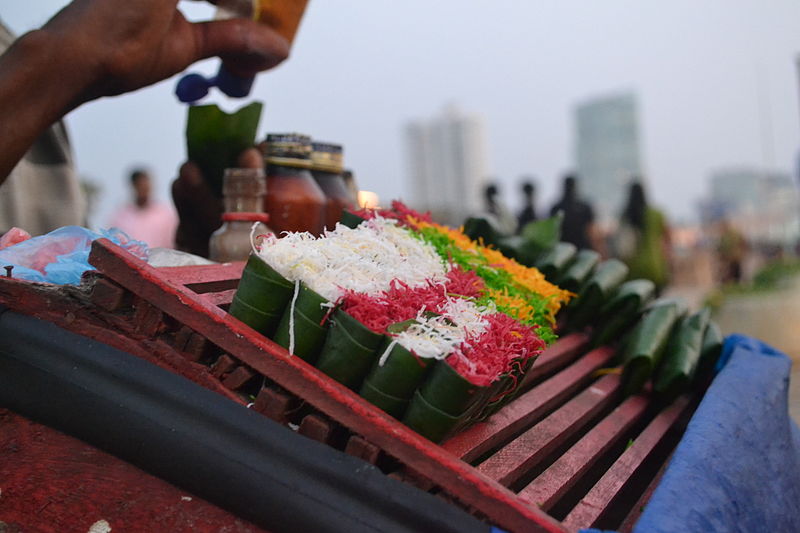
[617,451,673,533]
[518,392,651,512]
[200,289,237,308]
[298,415,333,444]
[253,387,293,425]
[222,366,256,390]
[520,333,589,386]
[157,262,246,285]
[444,347,615,463]
[345,436,381,464]
[476,375,622,488]
[561,394,695,531]
[88,239,566,533]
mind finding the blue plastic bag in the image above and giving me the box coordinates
[0,226,148,285]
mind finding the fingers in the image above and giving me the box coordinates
[192,18,289,76]
[237,147,263,169]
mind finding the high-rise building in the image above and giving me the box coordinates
[574,93,643,225]
[405,104,490,226]
[701,167,799,246]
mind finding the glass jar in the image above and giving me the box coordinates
[209,168,272,262]
[311,142,355,231]
[262,133,326,235]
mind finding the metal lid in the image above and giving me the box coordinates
[310,142,344,174]
[264,133,312,168]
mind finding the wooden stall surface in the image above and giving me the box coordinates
[0,239,702,533]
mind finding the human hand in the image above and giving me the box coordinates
[172,147,263,257]
[40,0,290,106]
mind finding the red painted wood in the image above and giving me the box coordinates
[517,392,651,512]
[158,262,246,285]
[345,436,381,464]
[520,333,589,386]
[617,451,673,533]
[200,289,237,308]
[90,277,128,312]
[298,415,332,443]
[476,374,622,488]
[253,387,292,425]
[444,346,615,463]
[133,298,165,337]
[88,239,566,533]
[0,409,267,533]
[222,366,256,390]
[210,354,237,379]
[0,278,242,405]
[561,394,695,531]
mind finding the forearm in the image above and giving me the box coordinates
[0,29,94,182]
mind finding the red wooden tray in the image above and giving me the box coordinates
[0,239,701,533]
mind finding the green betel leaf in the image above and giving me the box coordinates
[519,212,563,259]
[386,319,420,334]
[462,216,504,247]
[363,339,434,400]
[418,360,483,417]
[535,241,577,280]
[186,102,263,196]
[619,299,684,396]
[654,307,711,401]
[402,390,463,443]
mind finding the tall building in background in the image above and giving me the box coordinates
[700,167,799,246]
[405,104,489,226]
[574,93,643,225]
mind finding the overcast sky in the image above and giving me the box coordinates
[3,0,800,227]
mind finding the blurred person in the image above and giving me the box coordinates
[615,180,671,292]
[716,218,747,284]
[0,0,289,243]
[0,19,86,237]
[549,174,597,250]
[516,179,537,233]
[483,182,517,235]
[109,168,178,248]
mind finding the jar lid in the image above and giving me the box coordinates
[264,133,312,169]
[223,168,266,196]
[310,142,344,174]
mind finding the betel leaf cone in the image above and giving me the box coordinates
[359,380,410,419]
[186,102,263,196]
[557,249,601,293]
[695,321,724,384]
[315,309,384,389]
[418,360,482,417]
[403,390,463,443]
[463,216,504,247]
[520,213,563,257]
[340,210,366,229]
[229,254,294,337]
[568,259,630,330]
[272,283,330,361]
[592,279,656,348]
[619,299,685,396]
[535,242,577,280]
[654,308,711,402]
[475,356,539,419]
[362,338,434,400]
[272,307,328,363]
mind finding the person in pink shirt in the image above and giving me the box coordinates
[109,169,178,249]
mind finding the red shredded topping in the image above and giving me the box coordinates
[348,200,433,228]
[446,313,546,387]
[340,267,485,334]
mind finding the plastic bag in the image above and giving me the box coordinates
[0,226,148,285]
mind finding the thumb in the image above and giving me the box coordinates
[192,18,290,76]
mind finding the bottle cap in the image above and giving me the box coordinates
[310,142,344,174]
[264,133,313,168]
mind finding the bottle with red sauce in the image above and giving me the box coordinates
[262,133,325,235]
[209,168,272,263]
[310,142,355,231]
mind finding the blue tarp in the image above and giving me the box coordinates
[586,335,800,533]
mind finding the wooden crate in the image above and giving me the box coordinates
[0,238,701,532]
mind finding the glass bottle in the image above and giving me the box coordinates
[209,168,272,263]
[311,142,355,231]
[262,133,326,235]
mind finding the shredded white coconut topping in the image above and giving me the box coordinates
[256,217,448,302]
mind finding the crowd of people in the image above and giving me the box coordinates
[484,175,671,293]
